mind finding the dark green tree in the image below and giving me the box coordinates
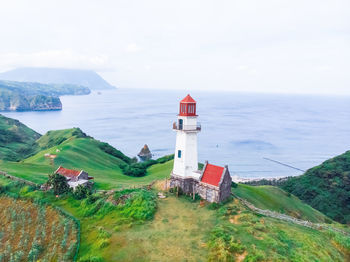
[73,184,90,200]
[47,173,70,195]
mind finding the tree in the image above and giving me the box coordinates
[47,173,70,195]
[73,185,90,200]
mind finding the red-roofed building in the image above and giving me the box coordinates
[54,166,93,189]
[197,162,232,203]
[200,164,225,187]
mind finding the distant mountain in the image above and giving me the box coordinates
[0,67,115,90]
[280,151,350,224]
[0,80,90,112]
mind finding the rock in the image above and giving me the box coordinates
[138,144,152,161]
[158,192,166,199]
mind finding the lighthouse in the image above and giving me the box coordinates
[170,94,232,203]
[172,94,201,179]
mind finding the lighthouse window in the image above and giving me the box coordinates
[178,150,182,158]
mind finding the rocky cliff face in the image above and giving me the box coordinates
[0,80,89,112]
[1,93,62,111]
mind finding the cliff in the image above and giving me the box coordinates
[0,80,90,112]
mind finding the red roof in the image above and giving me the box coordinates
[180,94,196,103]
[55,166,81,178]
[201,164,225,187]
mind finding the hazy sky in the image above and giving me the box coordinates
[0,0,349,94]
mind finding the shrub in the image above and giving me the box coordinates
[208,225,245,261]
[47,173,70,195]
[118,189,157,221]
[156,154,174,164]
[73,185,91,200]
[98,142,131,164]
[98,227,111,239]
[94,238,110,249]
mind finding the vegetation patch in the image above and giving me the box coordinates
[280,150,350,224]
[0,195,79,261]
[206,197,350,261]
[0,114,40,161]
[233,184,328,223]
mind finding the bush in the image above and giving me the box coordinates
[118,189,157,221]
[156,154,174,164]
[98,142,131,164]
[208,225,245,261]
[73,185,91,200]
[121,154,174,177]
[47,173,70,195]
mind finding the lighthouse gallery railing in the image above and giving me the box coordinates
[173,122,201,131]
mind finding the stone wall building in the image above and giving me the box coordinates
[170,161,232,203]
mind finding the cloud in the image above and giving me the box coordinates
[125,43,143,53]
[0,49,112,72]
[237,65,249,71]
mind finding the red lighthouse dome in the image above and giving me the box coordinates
[179,94,197,116]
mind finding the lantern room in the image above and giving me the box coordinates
[179,94,197,116]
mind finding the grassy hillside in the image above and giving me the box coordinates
[0,114,40,161]
[280,150,350,224]
[234,184,329,223]
[0,196,79,261]
[1,176,349,261]
[0,126,173,189]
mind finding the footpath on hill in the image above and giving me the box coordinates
[232,193,349,236]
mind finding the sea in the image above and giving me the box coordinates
[3,88,350,180]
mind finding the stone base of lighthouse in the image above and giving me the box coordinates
[169,168,232,203]
[169,173,197,195]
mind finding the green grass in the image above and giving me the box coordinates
[0,161,53,184]
[0,114,40,161]
[0,137,173,189]
[210,198,349,261]
[0,176,349,261]
[234,184,329,223]
[281,150,350,224]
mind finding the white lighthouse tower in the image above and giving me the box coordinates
[172,94,201,179]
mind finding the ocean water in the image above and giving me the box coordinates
[3,89,350,179]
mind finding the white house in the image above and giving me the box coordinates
[54,166,94,190]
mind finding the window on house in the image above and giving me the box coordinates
[178,150,182,158]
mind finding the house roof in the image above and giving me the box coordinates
[180,94,196,103]
[55,166,81,179]
[200,163,225,187]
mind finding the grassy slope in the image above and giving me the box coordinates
[234,184,328,223]
[0,176,348,261]
[0,196,78,261]
[215,198,349,261]
[1,127,173,189]
[0,114,40,161]
[54,194,215,261]
[281,150,350,224]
